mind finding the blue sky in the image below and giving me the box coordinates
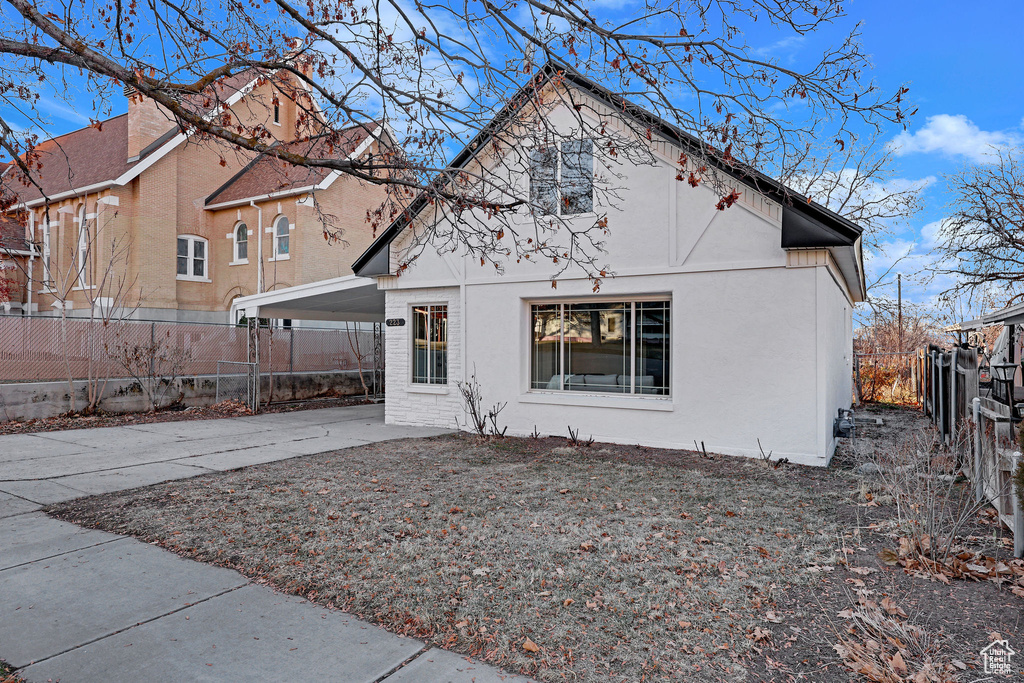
[848,0,1024,315]
[9,0,1024,317]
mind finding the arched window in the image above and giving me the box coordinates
[273,216,290,259]
[77,204,90,286]
[233,223,248,262]
[176,235,209,281]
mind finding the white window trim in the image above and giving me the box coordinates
[77,205,90,287]
[521,138,596,220]
[409,303,449,388]
[269,215,291,261]
[230,222,250,265]
[39,219,53,285]
[525,295,671,399]
[176,235,211,282]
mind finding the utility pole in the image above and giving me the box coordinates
[897,273,903,353]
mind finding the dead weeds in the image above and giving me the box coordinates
[0,395,372,436]
[50,434,844,682]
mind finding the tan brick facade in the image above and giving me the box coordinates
[7,77,387,322]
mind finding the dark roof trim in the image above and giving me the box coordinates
[353,59,864,278]
[780,205,858,249]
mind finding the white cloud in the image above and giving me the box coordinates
[919,219,943,250]
[888,114,1021,163]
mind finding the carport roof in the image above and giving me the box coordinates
[230,275,384,323]
[948,301,1024,332]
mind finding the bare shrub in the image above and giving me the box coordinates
[456,370,506,437]
[109,327,192,411]
[832,588,960,682]
[868,425,1011,576]
[756,438,789,469]
[566,426,593,448]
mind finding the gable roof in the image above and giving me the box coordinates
[1,70,271,208]
[0,214,29,254]
[1,114,138,205]
[204,123,379,208]
[352,60,866,299]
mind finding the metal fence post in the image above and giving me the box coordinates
[289,327,294,374]
[372,322,383,400]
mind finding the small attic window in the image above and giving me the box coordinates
[529,140,593,216]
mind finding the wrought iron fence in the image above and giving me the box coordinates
[0,315,377,383]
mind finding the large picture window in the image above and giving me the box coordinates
[529,139,594,216]
[412,304,448,384]
[531,299,669,396]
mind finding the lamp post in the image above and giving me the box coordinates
[991,362,1018,421]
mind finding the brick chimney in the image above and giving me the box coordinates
[124,85,173,161]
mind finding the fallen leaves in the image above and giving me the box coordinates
[522,637,540,653]
[833,590,961,683]
[880,535,1024,593]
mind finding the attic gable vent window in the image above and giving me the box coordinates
[529,139,594,216]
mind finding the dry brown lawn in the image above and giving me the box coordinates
[50,434,846,682]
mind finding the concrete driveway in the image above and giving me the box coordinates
[0,406,530,682]
[0,403,445,507]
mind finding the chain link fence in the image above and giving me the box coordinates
[0,315,376,383]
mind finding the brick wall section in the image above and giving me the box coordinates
[383,286,465,429]
[19,78,387,320]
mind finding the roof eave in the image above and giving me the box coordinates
[352,59,867,279]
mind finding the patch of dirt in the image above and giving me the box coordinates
[50,435,848,682]
[45,405,1024,682]
[744,405,1024,682]
[0,395,375,436]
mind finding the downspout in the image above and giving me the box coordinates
[250,201,264,294]
[26,211,34,316]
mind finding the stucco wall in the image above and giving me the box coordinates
[816,265,854,458]
[375,93,856,465]
[383,267,831,464]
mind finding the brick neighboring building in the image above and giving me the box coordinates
[0,71,390,323]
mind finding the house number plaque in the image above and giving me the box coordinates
[385,318,406,327]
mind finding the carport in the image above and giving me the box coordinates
[229,275,387,408]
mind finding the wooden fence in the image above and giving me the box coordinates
[920,344,1022,557]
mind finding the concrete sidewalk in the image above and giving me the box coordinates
[0,404,442,506]
[0,406,529,682]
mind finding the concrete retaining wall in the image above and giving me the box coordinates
[0,371,368,421]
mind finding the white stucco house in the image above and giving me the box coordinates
[274,62,864,466]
